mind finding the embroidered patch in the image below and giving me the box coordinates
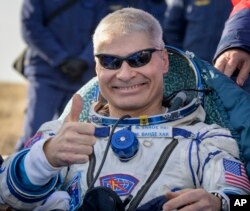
[139,115,149,125]
[66,172,81,211]
[100,174,139,196]
[24,132,43,148]
[194,0,210,6]
[131,125,172,137]
[223,159,250,192]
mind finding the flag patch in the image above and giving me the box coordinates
[67,172,81,211]
[223,158,250,192]
[100,174,139,196]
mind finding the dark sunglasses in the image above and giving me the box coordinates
[95,48,162,70]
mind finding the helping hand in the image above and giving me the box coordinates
[44,94,96,167]
[214,49,250,86]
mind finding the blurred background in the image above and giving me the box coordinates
[0,1,27,155]
[0,0,26,83]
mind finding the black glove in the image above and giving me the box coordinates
[60,58,88,82]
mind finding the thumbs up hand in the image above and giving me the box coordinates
[44,94,96,167]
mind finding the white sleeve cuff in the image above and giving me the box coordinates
[24,138,62,185]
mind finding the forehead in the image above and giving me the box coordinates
[95,32,154,55]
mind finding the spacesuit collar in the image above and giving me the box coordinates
[88,98,204,127]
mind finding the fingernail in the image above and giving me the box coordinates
[237,79,244,86]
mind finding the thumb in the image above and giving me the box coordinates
[166,189,191,199]
[66,94,83,122]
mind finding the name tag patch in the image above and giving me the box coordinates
[131,125,172,137]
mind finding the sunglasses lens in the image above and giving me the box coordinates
[98,55,122,70]
[128,50,153,68]
[96,49,159,70]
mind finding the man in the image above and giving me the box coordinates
[15,0,108,150]
[1,8,249,210]
[214,0,250,92]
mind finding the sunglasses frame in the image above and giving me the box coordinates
[95,48,162,70]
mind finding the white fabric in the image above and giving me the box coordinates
[0,106,249,210]
[24,138,62,185]
[34,191,70,211]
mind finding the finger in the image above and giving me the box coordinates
[214,56,227,73]
[62,122,96,135]
[166,191,180,200]
[60,130,96,146]
[223,56,238,77]
[163,189,196,210]
[58,152,91,166]
[163,196,187,210]
[66,94,83,122]
[166,189,191,199]
[236,61,250,86]
[60,142,94,156]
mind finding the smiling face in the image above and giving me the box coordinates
[95,32,169,117]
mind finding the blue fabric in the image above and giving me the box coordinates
[22,0,108,91]
[106,0,167,27]
[18,0,108,148]
[214,9,250,60]
[19,80,76,145]
[136,195,167,211]
[163,0,232,63]
[204,64,250,178]
[16,151,35,188]
[213,8,250,93]
[7,150,60,202]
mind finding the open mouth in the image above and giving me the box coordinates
[112,82,148,90]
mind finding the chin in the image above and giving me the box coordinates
[115,102,143,111]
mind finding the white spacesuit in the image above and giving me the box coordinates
[0,100,250,210]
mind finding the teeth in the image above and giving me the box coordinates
[118,84,141,90]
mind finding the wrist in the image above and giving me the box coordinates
[43,137,59,167]
[25,138,61,185]
[211,192,229,211]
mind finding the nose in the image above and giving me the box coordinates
[116,61,137,81]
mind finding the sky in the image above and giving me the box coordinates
[0,1,27,83]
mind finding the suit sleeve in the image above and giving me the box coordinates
[213,0,250,61]
[21,0,69,67]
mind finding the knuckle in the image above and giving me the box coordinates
[84,145,93,155]
[63,122,75,131]
[64,132,74,141]
[84,136,96,145]
[82,155,89,163]
[61,154,72,165]
[91,137,97,145]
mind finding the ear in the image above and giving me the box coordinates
[162,49,169,74]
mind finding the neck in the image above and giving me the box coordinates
[108,104,166,118]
